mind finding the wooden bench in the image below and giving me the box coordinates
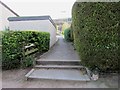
[21,43,39,67]
[24,44,38,56]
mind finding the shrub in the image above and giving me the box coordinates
[2,31,50,70]
[72,2,119,72]
[0,46,1,67]
[21,56,34,68]
[62,22,71,34]
[64,28,73,42]
[70,25,74,42]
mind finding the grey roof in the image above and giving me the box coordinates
[0,1,19,17]
[8,15,56,28]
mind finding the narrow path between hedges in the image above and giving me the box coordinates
[38,35,80,61]
[25,35,91,81]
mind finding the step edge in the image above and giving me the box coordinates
[34,67,84,69]
[35,65,84,67]
[25,69,35,77]
[36,60,81,62]
[27,76,90,81]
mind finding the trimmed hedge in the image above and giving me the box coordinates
[2,31,50,70]
[72,2,119,72]
[64,27,74,42]
[64,28,71,42]
[70,25,74,42]
[62,22,71,34]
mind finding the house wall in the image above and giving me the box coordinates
[9,20,56,47]
[0,3,16,30]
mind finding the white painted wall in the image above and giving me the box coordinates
[0,3,16,30]
[9,20,56,47]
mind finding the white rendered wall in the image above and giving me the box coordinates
[0,4,16,30]
[9,20,56,47]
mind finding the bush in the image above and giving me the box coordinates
[2,31,50,70]
[70,25,74,42]
[21,56,34,68]
[64,28,73,42]
[62,22,71,34]
[72,2,119,72]
[0,32,2,67]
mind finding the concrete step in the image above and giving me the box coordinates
[36,60,81,65]
[25,69,90,81]
[35,65,85,69]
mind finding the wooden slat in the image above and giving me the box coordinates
[25,48,38,56]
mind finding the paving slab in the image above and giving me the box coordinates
[38,35,80,61]
[26,69,90,81]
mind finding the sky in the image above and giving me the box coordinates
[1,0,76,19]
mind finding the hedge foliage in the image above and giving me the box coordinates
[72,2,119,72]
[70,25,74,42]
[62,22,71,34]
[64,28,71,42]
[2,31,50,70]
[64,27,74,42]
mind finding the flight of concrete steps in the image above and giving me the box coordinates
[25,59,91,81]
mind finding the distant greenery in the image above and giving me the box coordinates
[2,30,50,70]
[64,27,73,42]
[72,2,119,72]
[62,22,71,34]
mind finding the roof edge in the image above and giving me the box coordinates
[0,0,19,17]
[8,15,56,28]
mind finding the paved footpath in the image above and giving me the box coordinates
[39,35,80,61]
[25,35,91,81]
[2,35,118,88]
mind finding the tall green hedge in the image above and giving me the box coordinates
[70,25,74,42]
[72,2,119,72]
[2,31,50,70]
